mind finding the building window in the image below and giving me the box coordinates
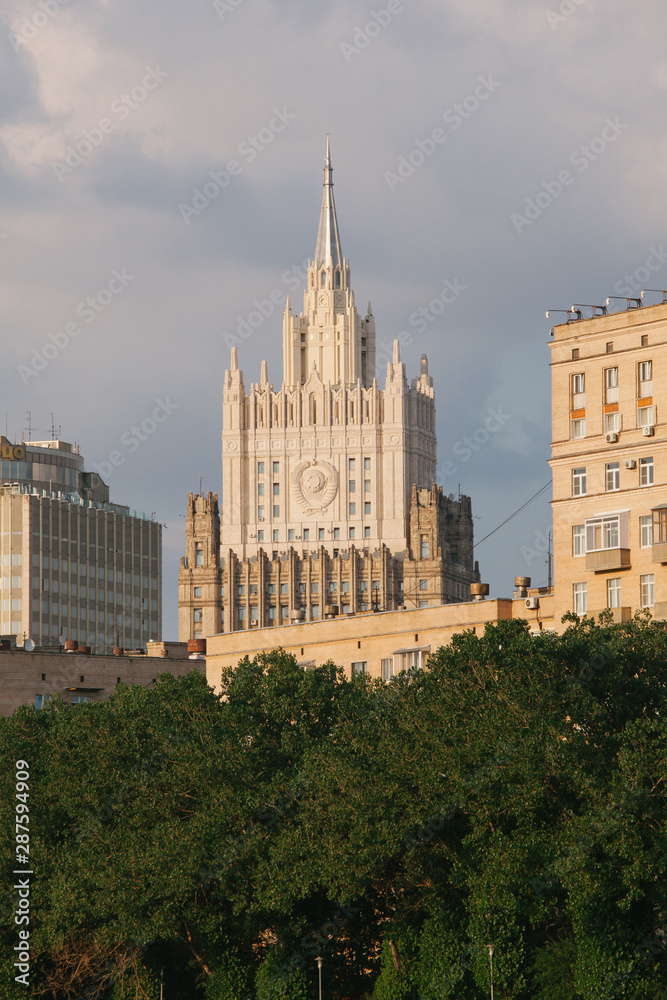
[571,373,585,407]
[419,579,427,590]
[328,581,338,594]
[419,600,428,608]
[606,462,620,491]
[364,526,371,538]
[349,480,356,492]
[573,525,586,556]
[571,348,579,360]
[237,585,245,596]
[586,514,627,552]
[273,530,279,542]
[238,607,246,621]
[640,515,653,548]
[194,586,202,597]
[605,367,619,403]
[193,608,203,622]
[333,528,340,540]
[273,462,280,474]
[638,405,655,428]
[258,506,265,519]
[604,412,620,434]
[607,577,622,609]
[349,528,356,538]
[268,606,276,620]
[311,605,320,618]
[249,584,258,595]
[35,694,52,709]
[349,502,356,516]
[273,506,280,517]
[653,507,667,544]
[358,581,367,592]
[364,502,371,515]
[364,458,371,471]
[258,483,265,496]
[641,334,649,347]
[364,479,371,493]
[573,582,587,616]
[606,342,613,354]
[571,418,586,439]
[303,529,310,541]
[641,574,655,608]
[258,462,264,475]
[640,457,654,486]
[639,360,653,397]
[288,529,295,541]
[258,530,264,542]
[195,544,204,567]
[572,467,586,496]
[349,458,356,471]
[381,658,393,681]
[281,606,289,620]
[280,583,288,595]
[273,483,280,496]
[267,583,276,595]
[318,529,325,540]
[420,535,429,559]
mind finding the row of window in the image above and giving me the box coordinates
[571,362,652,406]
[572,575,655,614]
[572,457,654,495]
[571,406,655,439]
[257,459,372,477]
[258,502,373,518]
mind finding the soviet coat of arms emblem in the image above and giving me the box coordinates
[291,460,339,515]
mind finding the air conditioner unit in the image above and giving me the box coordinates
[643,425,655,436]
[258,517,265,521]
[250,619,258,626]
[605,432,619,443]
[525,596,539,610]
[625,459,637,469]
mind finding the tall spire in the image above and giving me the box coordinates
[314,135,342,269]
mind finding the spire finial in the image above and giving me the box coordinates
[230,346,238,371]
[393,339,400,364]
[315,136,342,269]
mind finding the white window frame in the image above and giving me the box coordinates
[572,373,585,408]
[585,512,629,552]
[638,405,655,428]
[607,577,622,609]
[639,360,653,397]
[640,515,653,548]
[605,463,620,492]
[571,418,586,439]
[640,457,654,487]
[605,367,619,403]
[641,574,655,608]
[572,467,586,496]
[573,582,587,616]
[604,412,620,434]
[573,524,586,557]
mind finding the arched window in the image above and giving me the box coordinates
[310,394,317,425]
[334,270,341,289]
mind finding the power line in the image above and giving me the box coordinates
[473,481,552,551]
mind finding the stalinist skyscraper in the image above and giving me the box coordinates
[179,141,479,639]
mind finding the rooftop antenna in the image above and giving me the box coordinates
[26,411,31,443]
[50,413,55,440]
[641,289,667,303]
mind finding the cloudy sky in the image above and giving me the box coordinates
[2,0,665,637]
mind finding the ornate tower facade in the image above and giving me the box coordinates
[179,142,479,638]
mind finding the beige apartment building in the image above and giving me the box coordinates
[550,301,667,622]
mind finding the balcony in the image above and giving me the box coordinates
[589,607,631,623]
[586,548,630,572]
[652,542,667,564]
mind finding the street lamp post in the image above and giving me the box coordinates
[315,955,323,1000]
[487,945,494,1000]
